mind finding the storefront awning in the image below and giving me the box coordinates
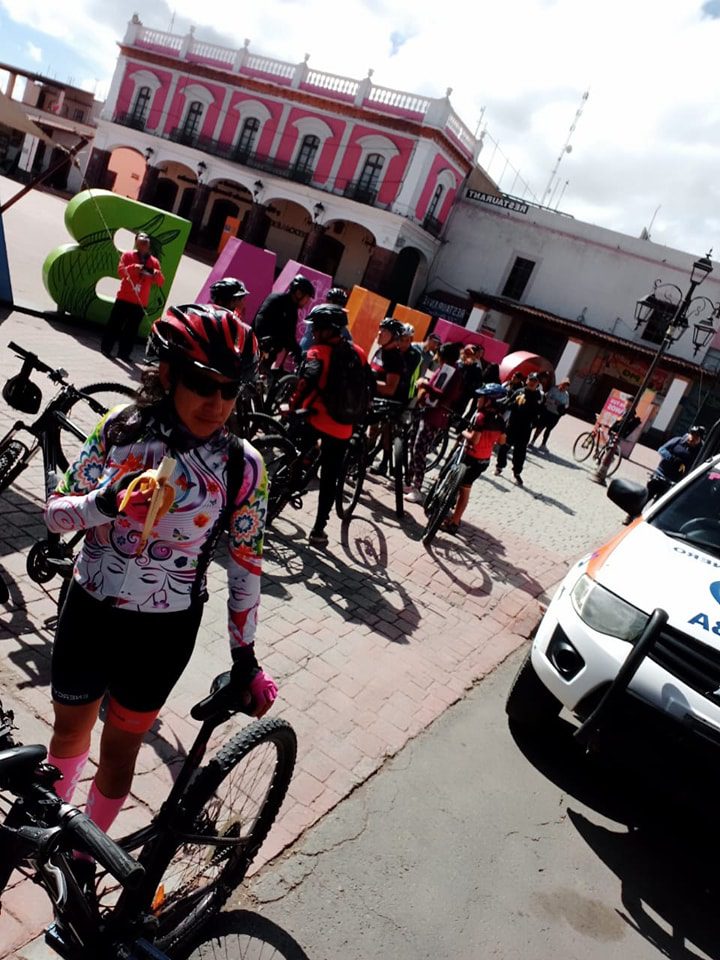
[468,290,705,378]
[0,90,55,144]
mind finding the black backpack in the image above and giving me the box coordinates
[321,341,374,425]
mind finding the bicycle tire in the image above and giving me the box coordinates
[232,411,287,442]
[0,439,29,493]
[148,717,297,953]
[266,374,298,417]
[425,429,449,473]
[572,431,596,463]
[423,463,465,546]
[58,382,136,468]
[336,434,367,520]
[252,434,298,525]
[392,435,405,518]
[602,442,623,477]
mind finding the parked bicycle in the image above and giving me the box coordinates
[0,673,296,958]
[0,342,135,597]
[422,428,470,546]
[253,410,368,526]
[366,399,412,519]
[572,418,623,476]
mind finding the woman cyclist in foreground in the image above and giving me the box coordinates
[42,304,278,879]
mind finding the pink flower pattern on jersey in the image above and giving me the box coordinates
[44,408,267,652]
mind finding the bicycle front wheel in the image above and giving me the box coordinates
[392,435,405,519]
[572,431,596,463]
[0,438,29,493]
[266,374,298,417]
[252,434,298,525]
[425,429,449,473]
[149,717,297,954]
[336,435,367,520]
[423,463,465,546]
[58,382,136,468]
[601,442,623,477]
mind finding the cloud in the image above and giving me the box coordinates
[25,40,42,63]
[1,0,719,253]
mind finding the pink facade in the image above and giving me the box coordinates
[335,124,413,202]
[117,63,173,130]
[414,154,462,222]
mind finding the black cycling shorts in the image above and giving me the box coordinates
[51,581,203,712]
[461,456,490,486]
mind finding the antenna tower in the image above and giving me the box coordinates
[541,90,589,207]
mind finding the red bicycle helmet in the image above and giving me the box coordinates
[150,304,258,381]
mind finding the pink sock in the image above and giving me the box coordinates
[85,781,128,835]
[47,749,90,803]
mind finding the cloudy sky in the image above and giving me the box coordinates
[1,0,719,256]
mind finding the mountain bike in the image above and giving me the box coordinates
[254,412,368,526]
[572,417,622,476]
[366,399,410,519]
[0,341,135,596]
[422,434,469,546]
[0,673,296,958]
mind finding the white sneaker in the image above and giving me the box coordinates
[405,488,424,503]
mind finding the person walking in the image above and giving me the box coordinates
[284,304,368,546]
[101,232,165,362]
[45,303,277,885]
[531,378,571,449]
[646,425,705,501]
[495,372,544,486]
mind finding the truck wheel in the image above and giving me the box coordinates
[505,650,562,726]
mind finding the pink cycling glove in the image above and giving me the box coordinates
[250,670,278,718]
[116,487,152,524]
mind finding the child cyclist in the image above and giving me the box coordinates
[442,383,507,534]
[44,304,278,861]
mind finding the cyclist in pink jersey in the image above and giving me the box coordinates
[44,304,277,873]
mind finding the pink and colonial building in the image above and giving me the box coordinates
[85,15,491,303]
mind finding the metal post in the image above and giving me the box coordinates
[592,275,702,485]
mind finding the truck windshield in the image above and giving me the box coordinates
[650,463,720,558]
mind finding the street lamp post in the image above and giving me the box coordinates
[592,251,718,485]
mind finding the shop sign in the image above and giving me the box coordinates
[465,189,529,215]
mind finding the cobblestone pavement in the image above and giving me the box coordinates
[0,182,658,955]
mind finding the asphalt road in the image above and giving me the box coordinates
[186,649,720,960]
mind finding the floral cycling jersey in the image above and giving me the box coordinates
[45,404,268,655]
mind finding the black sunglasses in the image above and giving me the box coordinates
[179,367,242,400]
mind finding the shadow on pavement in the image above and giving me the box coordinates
[182,909,311,960]
[258,518,422,643]
[510,714,720,960]
[428,524,546,599]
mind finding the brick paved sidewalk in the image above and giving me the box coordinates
[0,306,650,956]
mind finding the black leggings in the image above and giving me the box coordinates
[292,421,348,530]
[52,581,203,712]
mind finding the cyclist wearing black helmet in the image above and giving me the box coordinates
[284,304,368,545]
[252,273,315,372]
[299,286,352,355]
[325,287,349,307]
[209,277,250,321]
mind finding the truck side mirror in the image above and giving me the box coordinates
[607,478,648,518]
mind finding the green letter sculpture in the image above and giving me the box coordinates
[43,190,191,336]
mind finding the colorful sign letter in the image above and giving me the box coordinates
[43,190,190,334]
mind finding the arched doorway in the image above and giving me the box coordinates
[154,178,179,211]
[201,180,253,250]
[107,147,145,199]
[386,246,422,306]
[177,187,196,220]
[328,220,376,289]
[264,199,312,270]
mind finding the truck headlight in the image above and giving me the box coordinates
[570,575,647,641]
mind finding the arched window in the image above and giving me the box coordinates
[294,135,320,175]
[235,117,259,159]
[131,86,151,123]
[357,153,384,197]
[181,100,204,142]
[427,183,444,220]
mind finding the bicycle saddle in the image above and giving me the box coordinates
[0,743,47,788]
[3,375,41,414]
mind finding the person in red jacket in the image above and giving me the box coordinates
[442,384,507,534]
[101,232,165,362]
[284,304,367,546]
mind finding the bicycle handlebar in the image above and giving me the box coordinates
[59,805,145,889]
[7,342,67,383]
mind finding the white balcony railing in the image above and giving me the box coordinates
[304,70,359,98]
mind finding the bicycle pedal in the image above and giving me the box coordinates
[46,922,74,958]
[289,495,304,510]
